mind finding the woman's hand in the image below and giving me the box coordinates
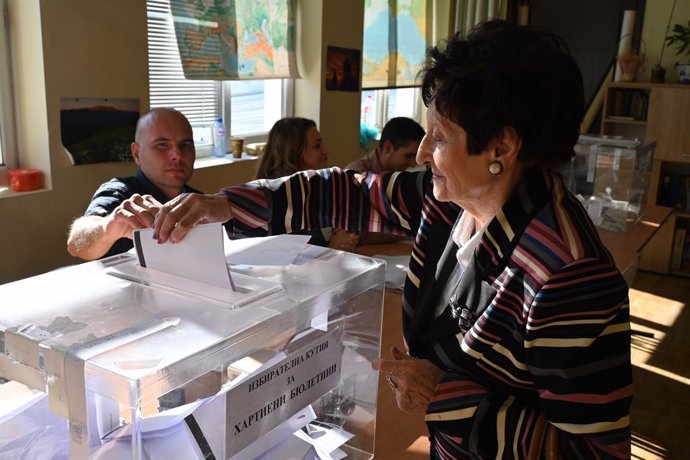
[153,192,233,244]
[372,346,445,414]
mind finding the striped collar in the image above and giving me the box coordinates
[475,168,553,279]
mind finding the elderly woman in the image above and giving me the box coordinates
[153,20,631,458]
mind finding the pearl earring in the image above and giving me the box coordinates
[488,160,503,175]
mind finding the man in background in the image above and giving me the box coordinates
[67,108,201,260]
[342,117,425,248]
[346,117,425,173]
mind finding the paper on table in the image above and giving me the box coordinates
[0,381,46,425]
[374,254,410,291]
[293,423,353,460]
[231,405,317,460]
[0,391,70,458]
[254,434,314,460]
[224,234,311,266]
[95,418,210,460]
[101,397,212,441]
[134,222,235,290]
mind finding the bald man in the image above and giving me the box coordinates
[67,108,201,261]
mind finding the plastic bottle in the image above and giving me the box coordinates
[213,117,226,158]
[359,95,378,150]
[361,95,375,128]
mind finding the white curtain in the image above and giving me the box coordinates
[449,0,508,37]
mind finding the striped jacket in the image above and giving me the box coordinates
[222,167,632,459]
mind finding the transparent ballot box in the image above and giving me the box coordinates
[559,135,656,232]
[0,244,385,459]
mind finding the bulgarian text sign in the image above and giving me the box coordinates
[226,328,343,456]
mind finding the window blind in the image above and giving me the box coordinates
[147,0,221,128]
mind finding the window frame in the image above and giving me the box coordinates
[0,0,17,172]
[361,87,425,132]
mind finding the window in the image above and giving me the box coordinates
[360,0,428,136]
[0,0,17,170]
[146,0,290,154]
[361,87,422,128]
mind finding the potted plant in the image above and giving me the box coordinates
[666,19,690,83]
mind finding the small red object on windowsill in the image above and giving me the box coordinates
[9,168,43,192]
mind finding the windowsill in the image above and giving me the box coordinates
[0,153,260,200]
[194,151,259,170]
[0,185,49,200]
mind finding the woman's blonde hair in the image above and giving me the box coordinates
[256,117,317,179]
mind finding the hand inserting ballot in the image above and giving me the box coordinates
[153,192,232,244]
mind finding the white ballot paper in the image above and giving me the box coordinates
[224,234,312,266]
[134,222,236,290]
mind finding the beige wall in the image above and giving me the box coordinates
[296,1,364,167]
[642,0,690,83]
[0,0,149,284]
[0,0,681,284]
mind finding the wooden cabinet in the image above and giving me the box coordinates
[646,87,690,162]
[602,82,690,275]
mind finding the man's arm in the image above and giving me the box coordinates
[67,214,127,261]
[67,194,162,261]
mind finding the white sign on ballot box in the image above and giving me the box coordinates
[227,328,343,457]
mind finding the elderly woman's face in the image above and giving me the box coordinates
[301,126,329,170]
[416,105,492,206]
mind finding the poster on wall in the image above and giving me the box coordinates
[325,46,361,92]
[60,97,140,165]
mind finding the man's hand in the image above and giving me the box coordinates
[105,194,163,240]
[67,194,163,261]
[153,192,233,244]
[372,346,445,414]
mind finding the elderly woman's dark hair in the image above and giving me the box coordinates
[420,20,584,169]
[256,117,317,179]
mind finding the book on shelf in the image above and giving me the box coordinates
[659,174,690,212]
[670,226,686,270]
[609,89,649,120]
[578,134,640,148]
[682,230,690,271]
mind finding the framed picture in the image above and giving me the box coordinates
[325,46,361,92]
[60,97,139,165]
